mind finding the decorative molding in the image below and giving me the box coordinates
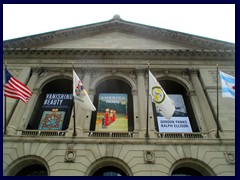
[3,48,235,61]
[188,69,199,76]
[135,68,146,76]
[144,151,155,164]
[124,71,137,84]
[3,18,235,50]
[224,152,235,164]
[65,150,76,163]
[175,71,192,85]
[82,67,92,75]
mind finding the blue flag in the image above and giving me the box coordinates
[219,71,235,99]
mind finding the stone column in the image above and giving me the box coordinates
[83,89,95,135]
[75,68,93,136]
[136,69,147,137]
[187,90,208,134]
[7,68,40,135]
[148,96,156,136]
[132,89,139,132]
[189,70,217,138]
[80,68,94,135]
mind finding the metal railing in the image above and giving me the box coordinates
[88,131,134,138]
[21,130,66,137]
[18,130,205,139]
[156,132,204,139]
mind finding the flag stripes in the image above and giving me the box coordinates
[4,68,32,103]
[219,70,235,99]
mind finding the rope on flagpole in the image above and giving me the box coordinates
[4,61,7,135]
[72,62,77,136]
[216,64,220,138]
[145,63,150,138]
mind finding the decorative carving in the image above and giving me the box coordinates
[144,151,155,164]
[135,68,146,76]
[82,67,92,75]
[124,71,137,84]
[175,71,192,85]
[188,69,199,77]
[91,70,105,79]
[224,152,235,164]
[65,150,76,163]
[3,48,235,62]
[32,67,44,75]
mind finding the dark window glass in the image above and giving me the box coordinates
[172,167,202,176]
[92,166,126,176]
[16,165,47,176]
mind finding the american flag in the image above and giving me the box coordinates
[4,68,32,103]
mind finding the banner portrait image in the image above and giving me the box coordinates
[156,94,192,133]
[95,93,128,132]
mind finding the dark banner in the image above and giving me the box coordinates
[38,93,73,130]
[42,93,73,108]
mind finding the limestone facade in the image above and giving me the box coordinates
[3,16,235,176]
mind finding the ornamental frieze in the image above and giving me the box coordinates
[3,49,235,61]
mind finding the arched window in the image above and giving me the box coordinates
[170,159,215,176]
[27,79,73,130]
[90,79,134,132]
[154,79,199,133]
[172,167,202,176]
[16,165,48,176]
[86,157,132,176]
[4,156,49,176]
[92,166,126,176]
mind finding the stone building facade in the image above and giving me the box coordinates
[3,15,235,176]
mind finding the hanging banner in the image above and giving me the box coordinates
[95,93,128,132]
[38,93,73,130]
[157,94,192,133]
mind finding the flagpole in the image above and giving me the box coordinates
[216,64,220,138]
[145,63,150,138]
[4,62,7,135]
[72,63,77,136]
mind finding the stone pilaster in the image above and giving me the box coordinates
[7,68,40,135]
[74,68,93,136]
[136,68,147,137]
[189,69,217,138]
[187,90,208,134]
[132,89,139,131]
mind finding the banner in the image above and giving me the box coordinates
[38,93,73,130]
[95,93,128,132]
[156,94,192,133]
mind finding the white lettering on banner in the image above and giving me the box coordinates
[43,93,73,107]
[44,99,63,106]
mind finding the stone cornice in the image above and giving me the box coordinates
[3,136,235,145]
[3,17,235,50]
[3,48,235,61]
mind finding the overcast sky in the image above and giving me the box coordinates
[3,4,235,43]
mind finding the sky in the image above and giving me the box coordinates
[3,4,235,43]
